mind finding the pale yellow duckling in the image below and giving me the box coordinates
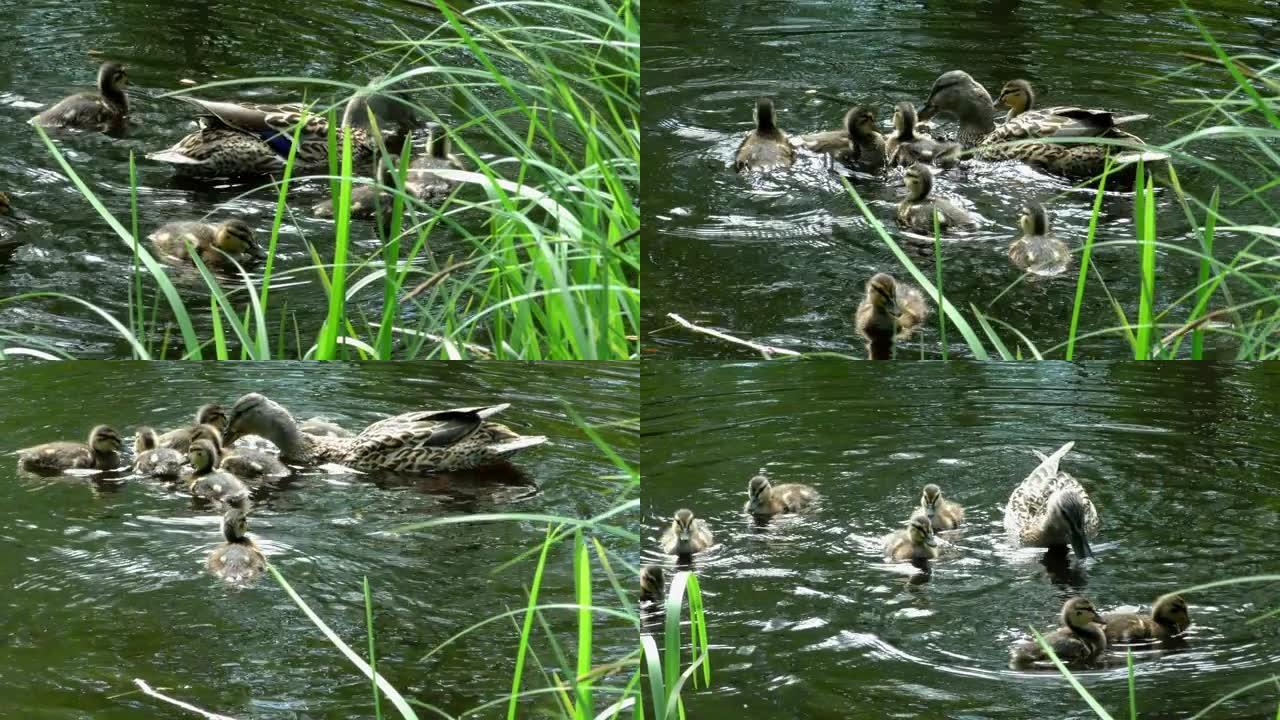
[132,426,185,479]
[659,509,714,557]
[734,98,794,173]
[185,439,251,510]
[911,483,964,530]
[158,404,229,452]
[897,162,975,234]
[1103,593,1190,643]
[17,425,123,474]
[855,272,929,360]
[745,474,819,515]
[30,62,129,133]
[149,219,261,273]
[1010,597,1107,667]
[1008,201,1070,277]
[206,506,266,584]
[884,514,939,561]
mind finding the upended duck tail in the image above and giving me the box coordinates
[489,435,549,456]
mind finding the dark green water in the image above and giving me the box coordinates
[641,0,1280,359]
[643,361,1280,718]
[0,361,637,718]
[0,0,546,358]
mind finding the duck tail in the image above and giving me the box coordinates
[1030,441,1075,472]
[475,403,512,419]
[489,435,548,456]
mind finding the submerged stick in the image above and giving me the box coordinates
[132,680,239,720]
[666,313,801,358]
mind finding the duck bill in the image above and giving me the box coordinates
[1067,517,1092,559]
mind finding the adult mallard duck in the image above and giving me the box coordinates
[133,427,185,479]
[734,98,794,173]
[917,71,1151,179]
[406,124,465,201]
[1103,594,1191,643]
[149,219,261,272]
[30,62,129,133]
[897,162,974,234]
[1004,441,1099,559]
[799,106,886,172]
[0,192,22,264]
[855,272,929,360]
[884,514,939,561]
[745,474,819,515]
[190,424,288,481]
[148,89,417,179]
[206,506,266,584]
[886,102,959,169]
[158,403,228,452]
[221,393,547,473]
[185,439,251,510]
[911,483,964,530]
[1008,201,1070,277]
[660,509,714,557]
[17,425,123,474]
[1010,597,1107,667]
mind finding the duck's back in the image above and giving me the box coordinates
[1004,441,1082,536]
[1102,613,1162,643]
[1010,234,1071,277]
[735,130,793,172]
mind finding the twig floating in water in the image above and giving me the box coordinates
[666,313,802,359]
[132,679,240,720]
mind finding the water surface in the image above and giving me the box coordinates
[643,360,1280,718]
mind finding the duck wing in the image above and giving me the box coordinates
[354,404,511,450]
[989,107,1145,144]
[176,97,327,155]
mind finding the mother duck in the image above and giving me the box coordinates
[1004,441,1099,559]
[917,71,1151,180]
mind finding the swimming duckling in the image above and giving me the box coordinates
[149,219,261,273]
[298,417,354,438]
[640,565,665,605]
[886,102,952,168]
[222,393,546,472]
[800,106,886,172]
[30,62,129,133]
[996,79,1037,120]
[0,192,24,264]
[734,98,794,173]
[206,506,266,584]
[884,514,939,561]
[911,483,965,530]
[158,404,229,452]
[1008,201,1070,277]
[1004,441,1099,559]
[406,124,465,201]
[1010,597,1107,667]
[17,425,123,474]
[660,509,714,557]
[855,272,929,360]
[745,474,819,515]
[1103,594,1190,643]
[190,424,288,481]
[185,439,251,510]
[897,163,974,234]
[132,426,185,479]
[313,157,393,220]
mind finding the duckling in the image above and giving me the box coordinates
[886,102,951,168]
[799,106,886,172]
[734,98,794,173]
[855,272,929,360]
[190,424,288,481]
[185,439,251,510]
[897,163,974,234]
[222,393,547,473]
[406,124,465,201]
[659,509,714,557]
[917,71,1151,180]
[298,417,354,438]
[313,157,392,220]
[996,79,1036,121]
[640,565,665,605]
[30,62,129,133]
[884,514,939,561]
[149,219,261,273]
[1103,594,1191,643]
[1004,441,1099,559]
[744,474,819,515]
[158,404,229,452]
[1010,597,1107,667]
[132,427,185,479]
[206,506,266,584]
[17,425,123,474]
[1008,201,1070,277]
[911,483,964,530]
[0,192,24,265]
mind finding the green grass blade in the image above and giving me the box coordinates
[1192,187,1220,359]
[1066,161,1111,360]
[574,530,593,720]
[364,576,384,720]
